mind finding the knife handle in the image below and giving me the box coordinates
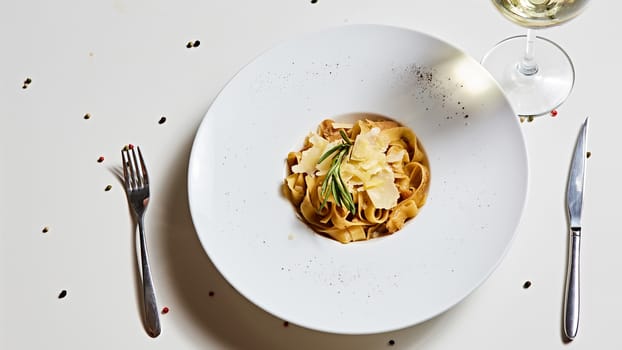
[563,228,581,340]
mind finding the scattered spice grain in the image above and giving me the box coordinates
[523,281,532,289]
[22,78,32,89]
[58,290,67,299]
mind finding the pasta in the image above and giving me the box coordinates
[284,118,430,243]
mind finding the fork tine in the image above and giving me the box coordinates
[128,147,139,189]
[121,148,131,190]
[136,146,149,185]
[130,147,143,188]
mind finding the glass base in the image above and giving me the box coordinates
[481,35,575,117]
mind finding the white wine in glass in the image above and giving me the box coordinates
[482,0,590,117]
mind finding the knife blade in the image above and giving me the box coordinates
[563,117,588,340]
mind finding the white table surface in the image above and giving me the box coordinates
[1,1,619,349]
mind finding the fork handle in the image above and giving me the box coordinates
[138,218,161,337]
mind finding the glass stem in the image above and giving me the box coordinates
[518,29,538,76]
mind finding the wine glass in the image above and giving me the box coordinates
[482,0,590,117]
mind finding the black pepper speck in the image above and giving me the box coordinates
[58,290,67,299]
[158,116,167,124]
[523,281,532,289]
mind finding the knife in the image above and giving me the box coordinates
[564,117,589,340]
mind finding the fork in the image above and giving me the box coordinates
[122,145,161,338]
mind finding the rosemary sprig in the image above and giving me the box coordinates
[318,130,355,214]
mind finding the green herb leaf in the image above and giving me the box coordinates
[317,143,344,165]
[317,130,355,214]
[339,129,352,145]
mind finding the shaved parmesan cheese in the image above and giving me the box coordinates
[365,169,399,209]
[343,126,399,209]
[291,133,328,174]
[351,127,389,161]
[331,122,354,129]
[341,162,366,188]
[315,139,341,175]
[386,147,407,163]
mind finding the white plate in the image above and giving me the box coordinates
[188,24,527,334]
